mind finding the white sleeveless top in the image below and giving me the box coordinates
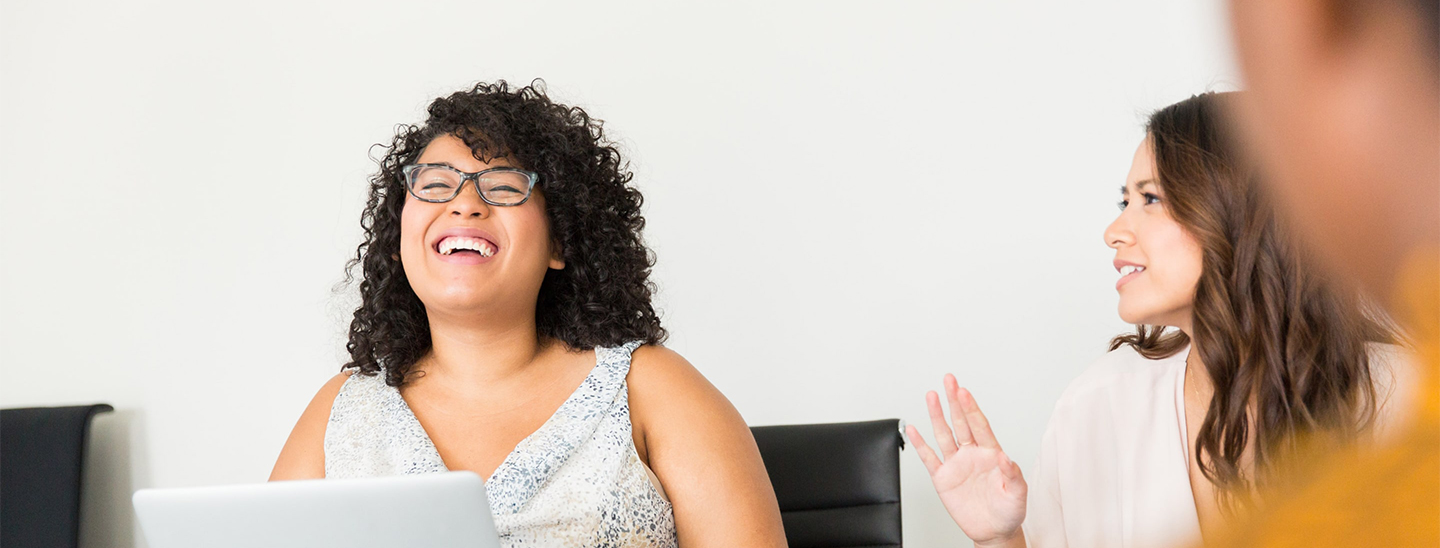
[324,342,678,547]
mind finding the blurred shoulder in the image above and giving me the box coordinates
[1366,342,1420,437]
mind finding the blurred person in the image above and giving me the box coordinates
[907,92,1414,548]
[268,81,786,547]
[1213,0,1439,545]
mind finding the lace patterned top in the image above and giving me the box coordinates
[324,342,678,547]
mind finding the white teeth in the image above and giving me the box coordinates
[437,236,496,257]
[1119,265,1146,276]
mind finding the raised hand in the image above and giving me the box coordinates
[906,374,1027,548]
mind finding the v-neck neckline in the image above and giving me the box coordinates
[392,348,606,485]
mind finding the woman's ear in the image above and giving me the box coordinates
[549,240,565,270]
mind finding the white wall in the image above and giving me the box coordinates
[0,1,1237,545]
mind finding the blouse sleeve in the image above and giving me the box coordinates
[1021,405,1068,548]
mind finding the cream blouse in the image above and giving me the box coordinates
[1022,344,1411,548]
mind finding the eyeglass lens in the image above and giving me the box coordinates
[408,166,531,205]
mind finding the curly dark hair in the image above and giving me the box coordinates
[343,80,666,387]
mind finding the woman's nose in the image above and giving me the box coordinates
[1104,212,1133,249]
[448,180,491,218]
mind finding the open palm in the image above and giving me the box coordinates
[907,374,1026,547]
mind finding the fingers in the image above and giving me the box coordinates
[905,424,943,476]
[956,385,1002,450]
[925,390,960,457]
[945,374,976,448]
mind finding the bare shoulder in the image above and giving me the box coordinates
[625,345,786,546]
[269,371,352,481]
[627,346,741,429]
[628,345,734,432]
[628,345,715,395]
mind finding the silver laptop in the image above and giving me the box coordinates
[133,471,500,548]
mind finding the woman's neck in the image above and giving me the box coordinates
[1184,343,1216,404]
[418,309,549,391]
[1177,325,1216,402]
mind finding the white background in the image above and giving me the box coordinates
[0,1,1237,545]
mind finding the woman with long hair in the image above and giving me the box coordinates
[907,91,1412,548]
[269,81,786,547]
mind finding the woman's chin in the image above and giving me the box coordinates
[1117,305,1143,326]
[1117,307,1187,332]
[1117,304,1165,327]
[417,294,509,318]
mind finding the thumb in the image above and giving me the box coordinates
[998,452,1022,481]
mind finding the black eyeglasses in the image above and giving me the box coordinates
[401,164,540,206]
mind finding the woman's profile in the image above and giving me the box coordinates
[269,81,786,547]
[907,91,1412,548]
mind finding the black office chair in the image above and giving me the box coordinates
[1,403,114,548]
[751,418,905,548]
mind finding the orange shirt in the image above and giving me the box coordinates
[1212,249,1440,547]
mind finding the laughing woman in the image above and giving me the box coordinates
[269,81,786,547]
[907,92,1413,548]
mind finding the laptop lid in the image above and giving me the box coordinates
[133,471,499,548]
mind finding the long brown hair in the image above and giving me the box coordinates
[1110,92,1389,511]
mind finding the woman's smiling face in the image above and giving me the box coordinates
[399,134,563,319]
[1104,137,1204,330]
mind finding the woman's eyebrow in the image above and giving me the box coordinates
[1135,179,1156,191]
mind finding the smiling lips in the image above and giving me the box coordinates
[1116,263,1146,289]
[437,236,497,257]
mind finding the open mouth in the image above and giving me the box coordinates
[1116,264,1146,288]
[435,235,498,258]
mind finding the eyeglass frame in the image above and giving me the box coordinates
[400,163,541,206]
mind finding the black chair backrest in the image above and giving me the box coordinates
[1,404,113,548]
[750,418,904,548]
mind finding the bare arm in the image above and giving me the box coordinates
[628,346,786,547]
[268,372,349,481]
